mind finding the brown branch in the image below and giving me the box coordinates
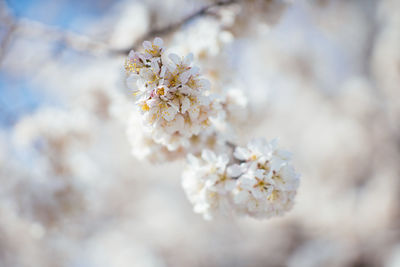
[0,0,239,59]
[0,22,17,66]
[112,0,239,55]
[0,0,17,65]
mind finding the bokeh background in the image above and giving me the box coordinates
[1,0,400,266]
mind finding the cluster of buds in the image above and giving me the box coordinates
[125,38,300,220]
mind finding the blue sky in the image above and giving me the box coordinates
[1,0,119,127]
[5,0,115,30]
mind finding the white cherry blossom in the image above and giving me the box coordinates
[125,37,218,151]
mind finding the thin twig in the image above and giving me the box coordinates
[0,1,17,65]
[0,0,238,59]
[118,0,238,54]
[0,22,17,66]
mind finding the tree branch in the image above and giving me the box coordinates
[119,0,239,54]
[0,0,239,60]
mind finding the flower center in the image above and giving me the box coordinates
[141,102,150,111]
[157,87,165,96]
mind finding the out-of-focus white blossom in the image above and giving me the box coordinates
[221,88,249,124]
[13,107,92,150]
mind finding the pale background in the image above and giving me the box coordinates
[1,0,399,266]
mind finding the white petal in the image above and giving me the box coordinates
[140,68,153,80]
[166,62,176,73]
[187,153,199,166]
[179,70,192,84]
[276,149,292,160]
[225,179,237,191]
[216,154,229,169]
[248,138,264,153]
[181,97,190,113]
[183,53,193,65]
[234,147,250,161]
[168,53,181,65]
[138,53,147,62]
[162,106,177,121]
[234,190,249,204]
[188,103,200,120]
[160,65,166,78]
[270,157,285,171]
[146,98,158,107]
[128,50,135,58]
[174,114,185,131]
[206,174,218,185]
[169,98,180,111]
[153,37,163,47]
[180,85,192,95]
[251,188,265,199]
[151,60,160,74]
[201,149,216,163]
[269,138,279,150]
[254,169,265,178]
[126,74,139,89]
[240,177,256,188]
[198,79,210,90]
[190,66,200,75]
[227,164,242,178]
[143,41,152,49]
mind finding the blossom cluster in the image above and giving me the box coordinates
[182,138,300,220]
[125,38,300,220]
[125,37,217,151]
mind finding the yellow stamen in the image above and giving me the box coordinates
[272,172,285,184]
[267,190,279,201]
[141,103,150,111]
[257,162,270,172]
[145,44,161,57]
[169,74,179,87]
[202,119,210,127]
[125,59,141,73]
[157,87,165,95]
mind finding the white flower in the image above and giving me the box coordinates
[143,37,164,59]
[141,96,178,122]
[220,88,249,125]
[167,53,193,75]
[124,50,146,75]
[124,38,300,221]
[232,138,300,219]
[126,111,183,162]
[125,37,218,151]
[182,150,237,220]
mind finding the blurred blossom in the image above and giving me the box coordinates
[288,239,356,267]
